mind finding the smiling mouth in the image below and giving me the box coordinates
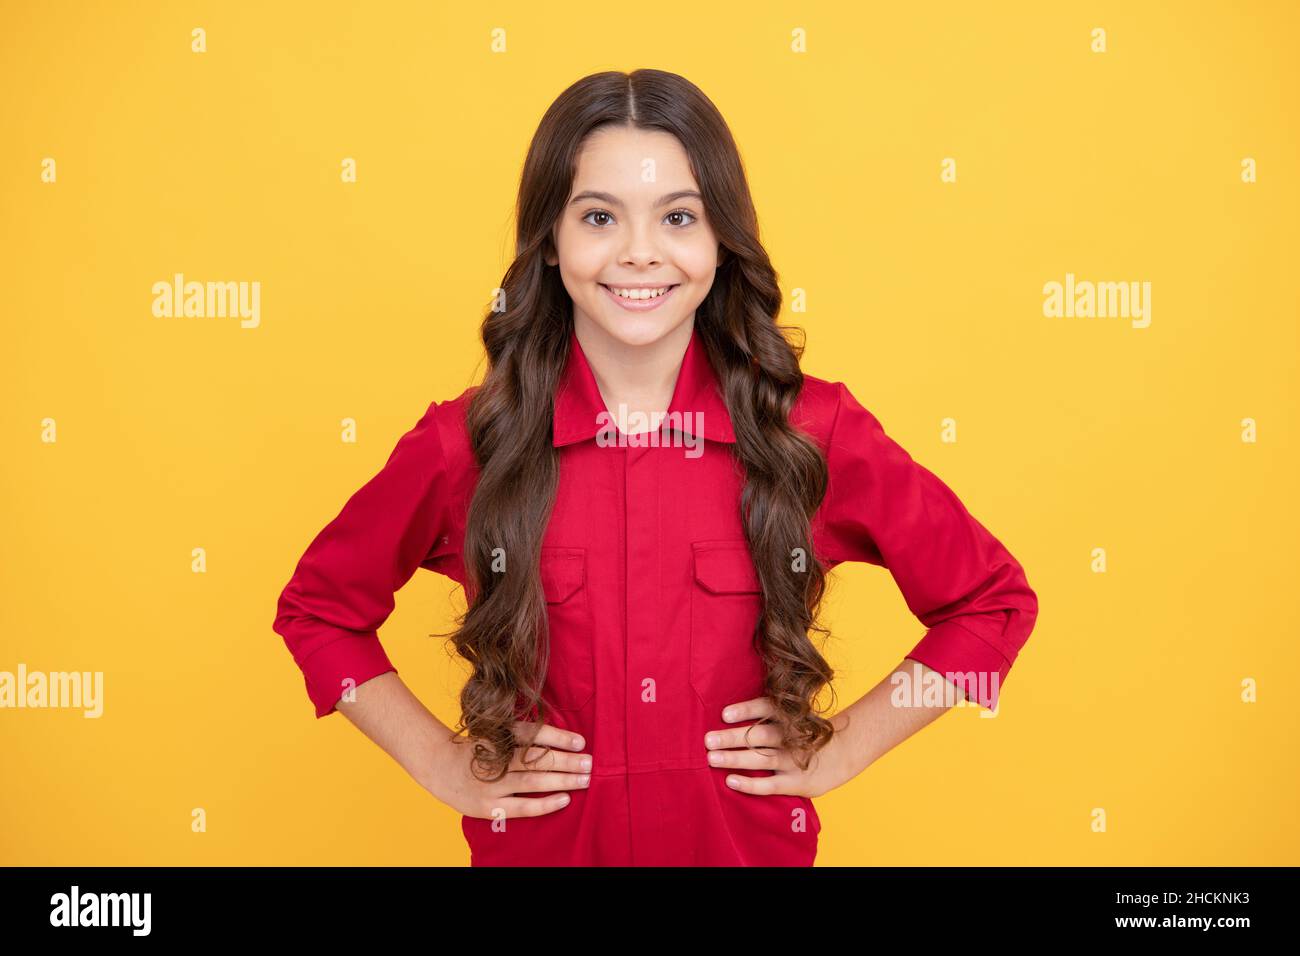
[600,283,680,301]
[599,283,680,312]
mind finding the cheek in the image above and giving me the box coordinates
[566,247,609,287]
[678,240,721,283]
[554,223,603,278]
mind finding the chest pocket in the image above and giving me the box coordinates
[689,540,766,715]
[539,546,594,714]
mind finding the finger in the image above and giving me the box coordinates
[704,722,783,751]
[481,792,575,820]
[707,745,785,771]
[507,769,593,794]
[722,771,787,796]
[721,696,777,723]
[512,720,587,753]
[510,744,593,775]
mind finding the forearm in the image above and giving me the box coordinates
[829,658,959,782]
[334,671,457,792]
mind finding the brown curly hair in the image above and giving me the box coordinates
[447,68,838,782]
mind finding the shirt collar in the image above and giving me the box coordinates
[552,323,737,447]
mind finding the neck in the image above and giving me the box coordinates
[573,315,694,436]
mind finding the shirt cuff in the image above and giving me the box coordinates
[904,618,1012,710]
[293,627,398,718]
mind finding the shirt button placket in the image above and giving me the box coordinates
[623,441,661,866]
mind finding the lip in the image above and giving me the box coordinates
[600,283,679,312]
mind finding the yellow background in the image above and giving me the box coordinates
[2,0,1296,865]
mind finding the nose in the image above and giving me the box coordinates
[617,216,663,267]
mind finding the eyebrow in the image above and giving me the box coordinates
[568,189,703,208]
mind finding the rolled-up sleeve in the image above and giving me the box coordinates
[816,382,1038,709]
[272,400,450,718]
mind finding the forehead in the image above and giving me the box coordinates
[571,126,698,193]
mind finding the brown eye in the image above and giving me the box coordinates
[582,210,613,227]
[666,209,698,227]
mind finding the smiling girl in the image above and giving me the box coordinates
[272,69,1039,866]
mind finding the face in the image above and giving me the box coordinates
[547,125,722,351]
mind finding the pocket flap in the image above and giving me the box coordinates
[692,543,762,595]
[540,549,585,603]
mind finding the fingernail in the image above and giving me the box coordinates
[705,734,719,747]
[571,736,585,750]
[708,752,722,764]
[559,794,570,805]
[578,775,590,787]
[726,777,739,788]
[722,709,735,721]
[580,756,592,771]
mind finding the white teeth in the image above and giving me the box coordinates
[607,285,671,300]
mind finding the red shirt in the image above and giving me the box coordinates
[272,324,1038,866]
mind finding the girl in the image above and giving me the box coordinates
[272,69,1038,867]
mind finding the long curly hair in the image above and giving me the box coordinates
[448,68,837,782]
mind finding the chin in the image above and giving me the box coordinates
[587,312,685,349]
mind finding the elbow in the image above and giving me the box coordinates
[960,559,1039,664]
